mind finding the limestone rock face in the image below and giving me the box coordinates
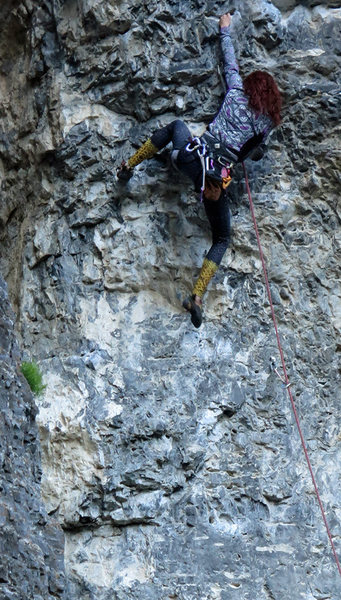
[0,278,65,599]
[0,1,340,599]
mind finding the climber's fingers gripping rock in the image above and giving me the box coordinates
[219,13,232,28]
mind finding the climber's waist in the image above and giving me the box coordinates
[201,131,239,164]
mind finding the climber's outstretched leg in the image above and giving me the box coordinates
[116,138,159,180]
[117,120,192,180]
[183,192,230,327]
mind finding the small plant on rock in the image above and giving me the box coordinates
[21,361,46,396]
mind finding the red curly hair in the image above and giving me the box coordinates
[243,71,282,126]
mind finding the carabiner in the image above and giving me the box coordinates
[185,137,201,153]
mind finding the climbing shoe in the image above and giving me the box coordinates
[116,160,133,181]
[183,295,203,328]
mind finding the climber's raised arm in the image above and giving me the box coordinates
[219,13,243,91]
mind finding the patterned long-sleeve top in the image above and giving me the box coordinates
[208,26,273,152]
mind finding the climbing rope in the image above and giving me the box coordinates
[242,162,341,577]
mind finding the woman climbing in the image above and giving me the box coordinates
[117,12,282,328]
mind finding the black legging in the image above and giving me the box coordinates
[151,120,230,266]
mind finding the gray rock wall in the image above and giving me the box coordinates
[0,0,340,599]
[0,277,65,599]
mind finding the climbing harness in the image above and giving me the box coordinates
[181,130,265,202]
[243,162,341,577]
[185,136,234,201]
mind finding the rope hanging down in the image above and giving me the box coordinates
[242,162,341,577]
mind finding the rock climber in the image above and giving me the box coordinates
[117,12,282,328]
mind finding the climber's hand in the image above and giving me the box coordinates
[220,13,232,28]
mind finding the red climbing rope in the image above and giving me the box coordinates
[243,162,341,577]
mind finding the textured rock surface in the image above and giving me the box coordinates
[0,278,65,599]
[0,0,340,599]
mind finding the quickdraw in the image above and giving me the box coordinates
[270,357,292,388]
[186,137,207,201]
